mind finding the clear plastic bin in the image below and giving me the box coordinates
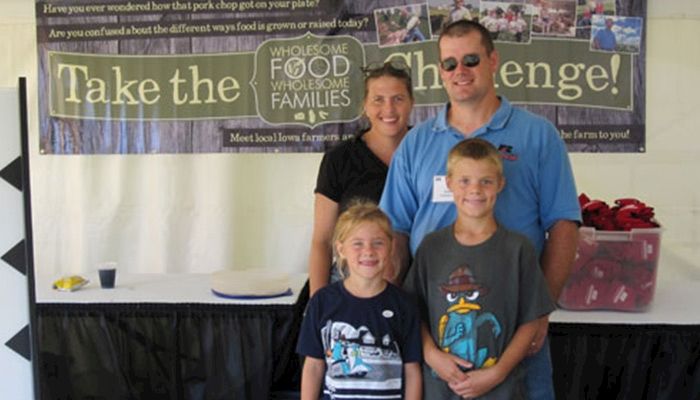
[558,227,662,311]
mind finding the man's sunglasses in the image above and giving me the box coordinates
[440,54,481,71]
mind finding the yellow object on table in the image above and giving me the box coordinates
[52,275,89,292]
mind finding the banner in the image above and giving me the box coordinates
[36,0,646,154]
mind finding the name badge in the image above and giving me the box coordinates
[432,175,454,203]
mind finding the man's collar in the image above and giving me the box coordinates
[432,105,451,133]
[432,97,513,134]
[489,96,512,131]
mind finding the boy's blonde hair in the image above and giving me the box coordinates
[333,200,394,279]
[447,138,503,178]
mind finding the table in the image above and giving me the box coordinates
[34,272,309,400]
[33,271,700,399]
[549,279,700,400]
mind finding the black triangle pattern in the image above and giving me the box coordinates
[0,156,22,191]
[5,325,30,361]
[1,240,26,276]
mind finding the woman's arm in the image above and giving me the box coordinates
[403,362,422,400]
[308,194,339,296]
[300,356,326,400]
[388,231,410,284]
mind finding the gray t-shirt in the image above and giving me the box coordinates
[403,224,555,399]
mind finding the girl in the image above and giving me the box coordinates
[297,202,422,400]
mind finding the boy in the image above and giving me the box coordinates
[403,138,554,399]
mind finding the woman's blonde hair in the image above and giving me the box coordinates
[333,200,394,279]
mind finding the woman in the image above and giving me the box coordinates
[308,61,414,296]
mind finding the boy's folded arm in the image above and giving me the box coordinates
[490,317,541,382]
[450,317,543,398]
[421,323,471,384]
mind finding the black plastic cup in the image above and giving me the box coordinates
[98,265,117,288]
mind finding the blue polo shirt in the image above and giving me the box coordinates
[379,97,581,255]
[594,29,617,51]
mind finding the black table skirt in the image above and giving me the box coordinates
[36,288,700,400]
[36,285,309,400]
[550,322,700,400]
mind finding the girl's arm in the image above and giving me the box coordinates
[403,362,422,400]
[300,356,326,400]
[308,194,339,296]
[449,317,541,398]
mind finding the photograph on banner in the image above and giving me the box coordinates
[585,0,616,16]
[590,15,642,54]
[374,3,431,47]
[479,1,533,43]
[35,0,647,154]
[526,0,577,37]
[574,0,616,38]
[427,0,480,37]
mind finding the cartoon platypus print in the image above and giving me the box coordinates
[438,265,501,369]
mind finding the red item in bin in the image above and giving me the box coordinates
[634,231,662,261]
[559,279,606,308]
[609,281,637,310]
[631,267,655,306]
[583,280,611,308]
[588,258,623,280]
[578,193,659,231]
[559,194,662,311]
[573,237,599,273]
[603,241,648,263]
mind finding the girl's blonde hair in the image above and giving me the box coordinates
[333,200,394,279]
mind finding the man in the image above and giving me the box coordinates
[595,0,605,15]
[509,11,528,42]
[380,20,580,399]
[593,17,617,51]
[480,9,501,41]
[403,8,426,42]
[448,0,472,24]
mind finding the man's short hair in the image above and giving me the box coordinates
[447,138,503,178]
[438,19,494,55]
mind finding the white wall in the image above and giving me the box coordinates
[1,3,699,278]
